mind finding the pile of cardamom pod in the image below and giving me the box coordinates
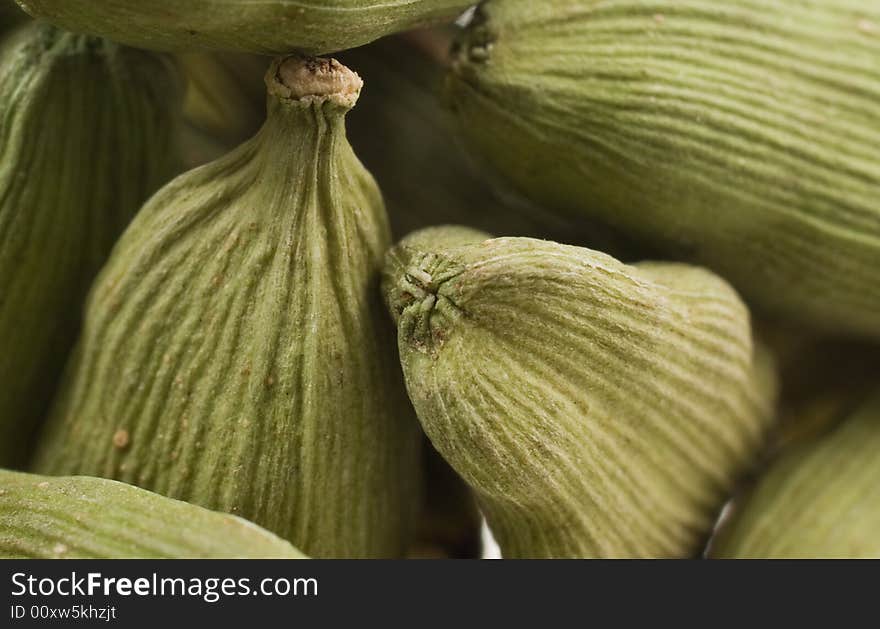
[1,0,878,560]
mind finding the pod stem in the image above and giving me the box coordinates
[266,55,362,110]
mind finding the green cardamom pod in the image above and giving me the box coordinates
[32,55,422,559]
[0,470,305,558]
[0,22,181,467]
[383,226,776,558]
[711,393,880,559]
[15,0,474,55]
[337,32,572,242]
[447,0,880,338]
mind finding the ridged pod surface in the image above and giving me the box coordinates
[32,56,422,558]
[0,470,306,558]
[179,52,266,148]
[447,0,880,338]
[0,22,181,466]
[177,52,267,169]
[711,393,880,558]
[15,0,474,55]
[383,227,776,558]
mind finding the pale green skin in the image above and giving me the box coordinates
[0,23,181,466]
[712,393,880,559]
[32,58,422,559]
[447,0,880,338]
[16,0,473,55]
[384,227,776,558]
[0,470,305,558]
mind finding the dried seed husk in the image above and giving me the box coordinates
[383,226,776,558]
[447,0,880,338]
[31,55,422,559]
[0,470,306,558]
[0,22,181,467]
[15,0,474,55]
[179,122,236,172]
[710,392,880,559]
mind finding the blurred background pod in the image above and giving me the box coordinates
[178,122,236,173]
[446,0,880,339]
[14,0,475,55]
[338,29,638,256]
[710,392,880,559]
[0,470,307,559]
[177,51,267,169]
[32,56,423,559]
[0,22,182,467]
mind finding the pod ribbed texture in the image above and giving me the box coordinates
[712,393,880,558]
[0,470,306,558]
[447,0,880,338]
[383,227,776,558]
[32,57,422,558]
[16,0,473,55]
[0,22,181,466]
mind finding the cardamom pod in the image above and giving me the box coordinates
[447,1,880,338]
[179,52,266,150]
[15,0,474,55]
[383,226,776,558]
[32,55,422,559]
[337,32,571,242]
[711,393,880,559]
[0,470,305,558]
[0,22,181,467]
